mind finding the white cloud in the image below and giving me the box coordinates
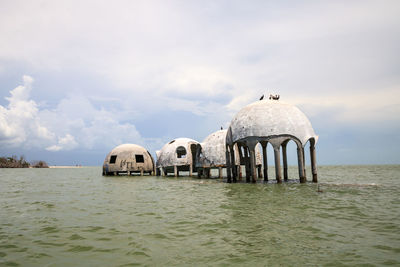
[46,134,78,151]
[2,0,398,98]
[0,75,54,147]
[0,1,399,161]
[38,93,149,150]
[45,145,61,152]
[0,1,398,110]
[165,66,233,97]
[1,76,157,152]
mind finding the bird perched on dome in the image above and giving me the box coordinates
[269,94,280,100]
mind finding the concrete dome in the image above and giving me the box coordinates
[103,144,154,175]
[198,130,227,167]
[227,99,317,146]
[156,138,200,168]
[197,129,262,168]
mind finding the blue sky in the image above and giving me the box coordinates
[1,0,399,165]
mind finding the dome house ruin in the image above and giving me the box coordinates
[195,129,229,178]
[226,97,318,183]
[102,144,155,176]
[156,138,200,177]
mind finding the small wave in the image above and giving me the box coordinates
[118,263,142,267]
[33,240,66,247]
[2,261,19,266]
[136,212,156,216]
[94,248,119,252]
[322,183,379,187]
[96,237,111,241]
[68,234,85,240]
[144,233,168,239]
[83,226,104,232]
[373,245,400,253]
[0,244,18,249]
[67,245,93,252]
[126,251,150,257]
[28,252,50,259]
[40,226,59,234]
[383,259,400,265]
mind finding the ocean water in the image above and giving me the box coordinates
[0,165,399,266]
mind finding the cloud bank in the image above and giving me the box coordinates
[0,75,54,148]
[0,1,399,164]
[0,76,160,154]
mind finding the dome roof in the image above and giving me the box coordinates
[108,143,148,154]
[199,130,227,167]
[102,143,154,173]
[156,138,199,167]
[198,130,262,167]
[227,99,317,146]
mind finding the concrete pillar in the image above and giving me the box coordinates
[274,147,282,183]
[174,165,178,177]
[140,169,144,176]
[310,143,318,183]
[244,146,251,182]
[189,164,193,177]
[127,171,131,176]
[282,143,288,181]
[297,147,306,183]
[218,167,222,178]
[237,144,243,181]
[257,165,262,179]
[237,166,242,181]
[226,148,232,182]
[114,172,117,176]
[262,142,268,182]
[302,147,306,179]
[230,145,237,182]
[249,147,257,183]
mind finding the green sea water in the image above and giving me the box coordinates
[0,165,399,266]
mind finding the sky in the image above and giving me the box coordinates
[1,0,399,166]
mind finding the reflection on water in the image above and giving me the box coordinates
[0,165,399,266]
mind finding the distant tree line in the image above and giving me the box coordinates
[0,155,49,168]
[31,160,49,168]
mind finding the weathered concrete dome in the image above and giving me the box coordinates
[196,129,262,169]
[156,138,200,168]
[198,129,227,167]
[102,144,155,175]
[227,99,317,146]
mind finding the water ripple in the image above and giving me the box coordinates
[67,245,93,252]
[0,166,399,266]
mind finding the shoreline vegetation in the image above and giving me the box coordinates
[0,156,49,168]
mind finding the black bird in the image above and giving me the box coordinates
[221,126,223,130]
[259,94,264,100]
